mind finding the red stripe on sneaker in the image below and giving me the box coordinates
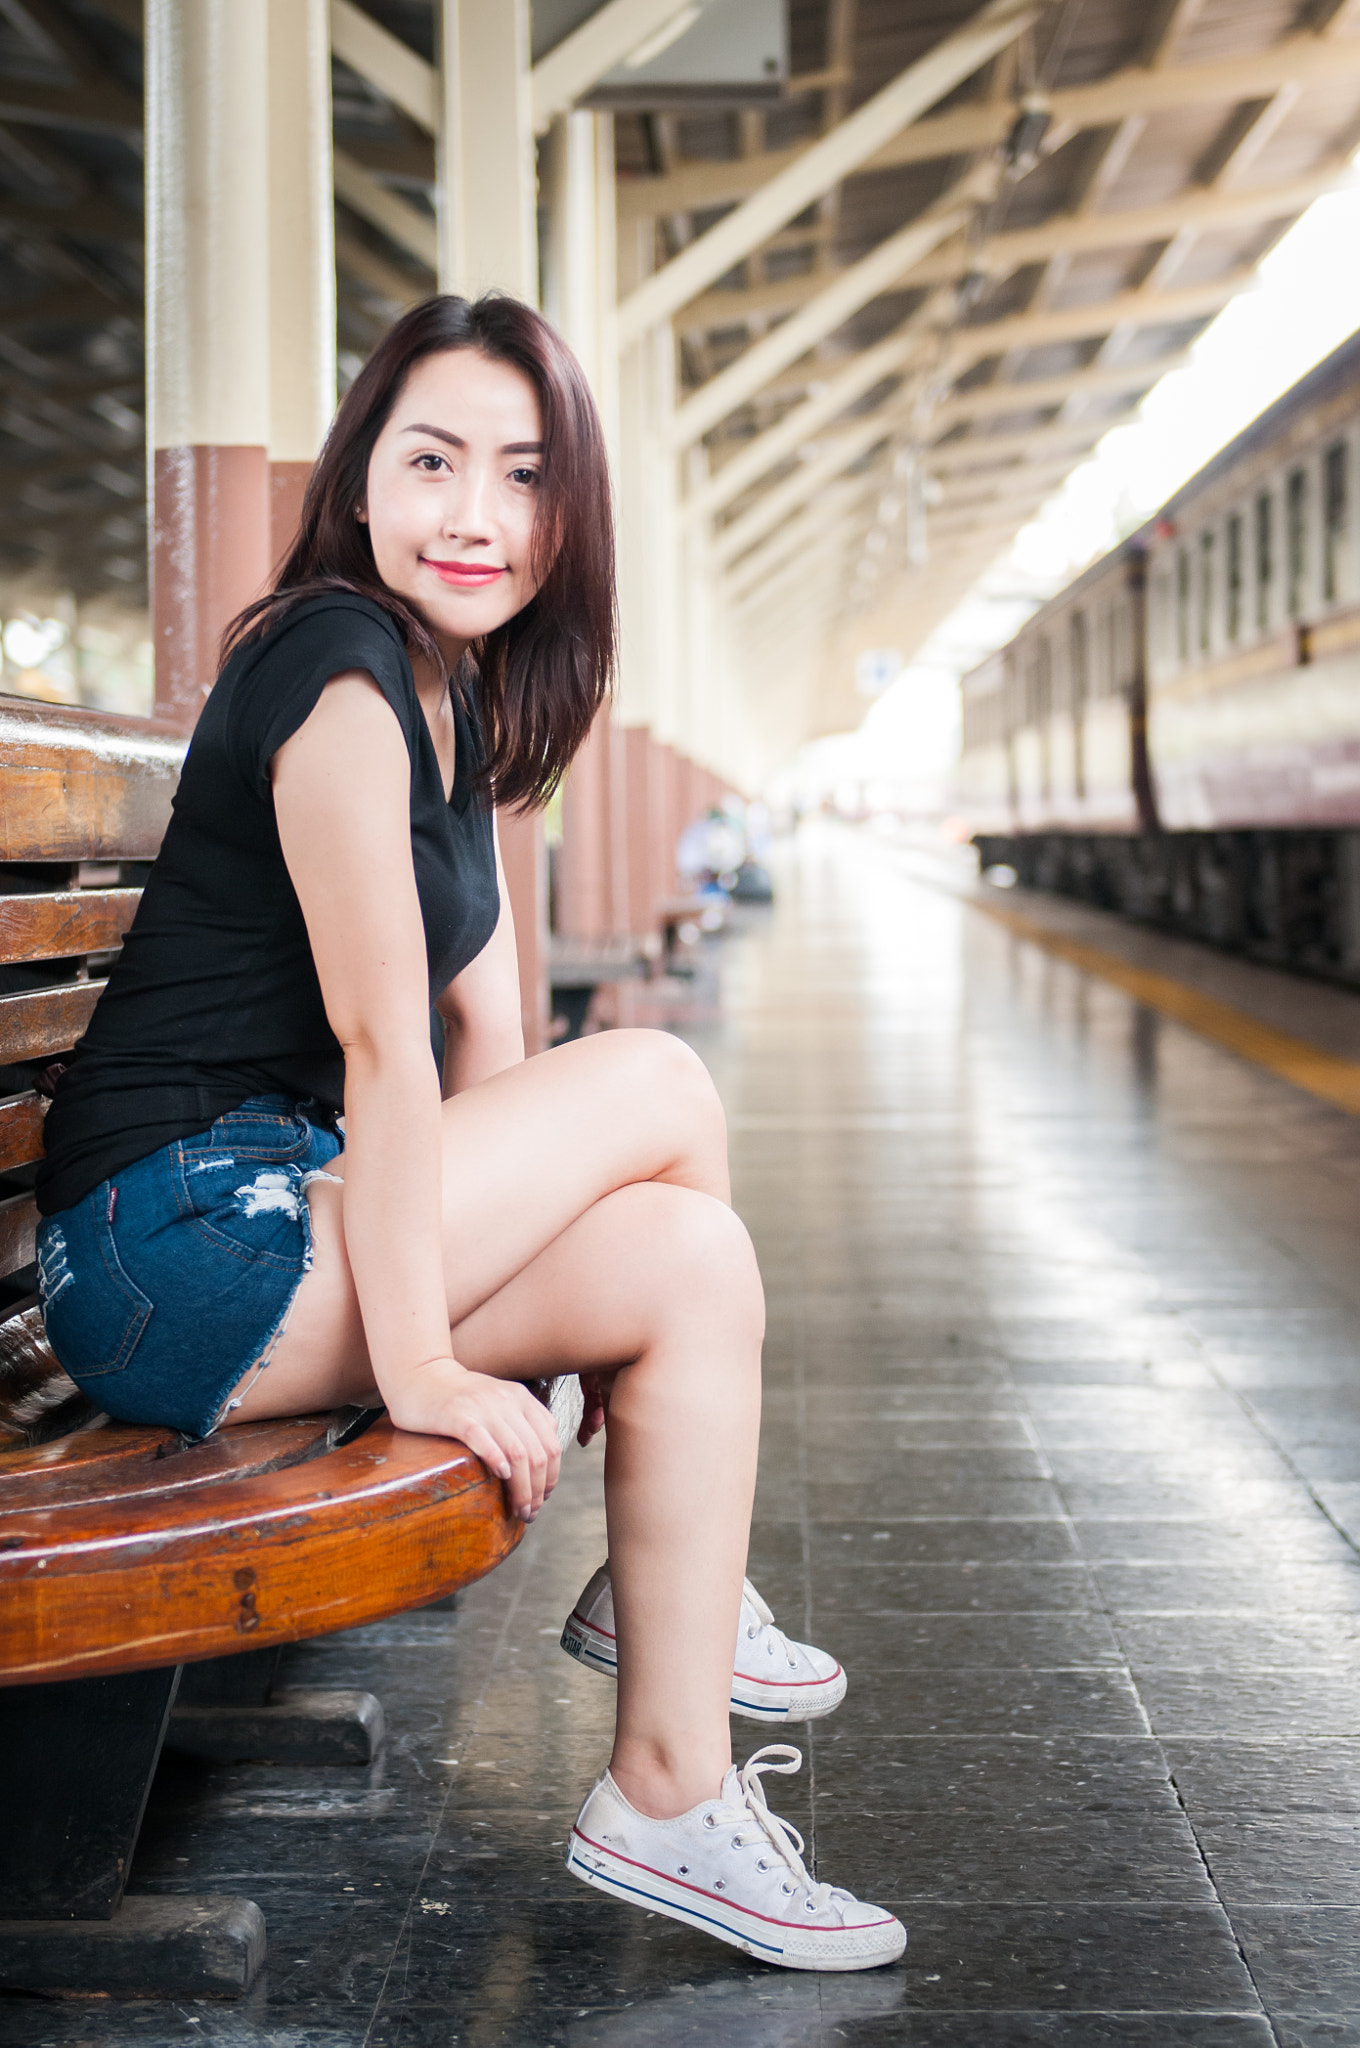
[570,1823,896,1936]
[738,1662,843,1691]
[572,1611,616,1643]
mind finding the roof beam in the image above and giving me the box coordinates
[333,149,437,270]
[335,230,425,310]
[330,0,438,132]
[686,270,1240,522]
[928,349,1191,431]
[615,0,1038,345]
[620,29,1360,223]
[681,164,1345,331]
[667,173,985,450]
[329,3,699,150]
[688,318,932,526]
[712,421,897,566]
[925,419,1113,472]
[722,475,877,599]
[714,348,1176,568]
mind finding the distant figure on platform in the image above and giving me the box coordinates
[33,297,902,1973]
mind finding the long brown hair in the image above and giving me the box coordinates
[224,295,616,810]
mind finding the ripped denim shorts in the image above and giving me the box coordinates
[35,1096,344,1439]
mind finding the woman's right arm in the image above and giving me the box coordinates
[271,671,560,1515]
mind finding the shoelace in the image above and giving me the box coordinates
[708,1746,840,1911]
[742,1581,800,1669]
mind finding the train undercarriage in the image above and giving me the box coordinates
[974,828,1360,989]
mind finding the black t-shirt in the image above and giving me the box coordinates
[37,593,499,1216]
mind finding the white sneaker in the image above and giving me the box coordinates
[560,1562,847,1723]
[566,1744,905,1971]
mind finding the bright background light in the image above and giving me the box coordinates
[783,169,1360,815]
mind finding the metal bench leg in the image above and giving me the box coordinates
[0,1667,265,1997]
[167,1645,385,1765]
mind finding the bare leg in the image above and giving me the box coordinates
[448,1181,763,1815]
[228,1029,763,1816]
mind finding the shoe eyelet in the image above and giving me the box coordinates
[803,1898,819,1914]
[702,1814,717,1830]
[781,1882,795,1896]
[746,1625,757,1639]
[756,1859,771,1872]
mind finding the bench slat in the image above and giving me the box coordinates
[0,889,140,966]
[0,1093,46,1175]
[0,702,183,863]
[0,1190,36,1280]
[0,1414,338,1513]
[0,1418,521,1684]
[0,981,104,1064]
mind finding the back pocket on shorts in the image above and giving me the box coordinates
[37,1205,153,1381]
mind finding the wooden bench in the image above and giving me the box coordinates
[0,701,539,2000]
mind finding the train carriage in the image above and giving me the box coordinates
[959,329,1360,983]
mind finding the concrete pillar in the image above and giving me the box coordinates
[437,0,536,302]
[266,0,335,566]
[436,0,547,1048]
[146,0,272,729]
[541,111,626,948]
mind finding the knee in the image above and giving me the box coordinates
[645,1185,765,1347]
[620,1028,724,1129]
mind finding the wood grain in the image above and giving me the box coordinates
[0,890,140,965]
[0,1419,524,1684]
[0,1415,339,1513]
[0,1094,46,1174]
[0,982,104,1063]
[0,1191,36,1280]
[0,704,183,864]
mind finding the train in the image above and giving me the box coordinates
[956,327,1360,986]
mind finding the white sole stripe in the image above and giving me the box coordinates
[562,1623,840,1718]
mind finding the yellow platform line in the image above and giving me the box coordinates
[969,895,1360,1119]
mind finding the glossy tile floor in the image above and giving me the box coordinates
[10,819,1360,2046]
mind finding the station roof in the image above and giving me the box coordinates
[2,0,1359,744]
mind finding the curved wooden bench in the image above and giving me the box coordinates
[0,704,538,2001]
[0,1376,522,1685]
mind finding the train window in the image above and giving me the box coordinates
[1256,492,1273,629]
[1226,513,1243,641]
[1199,530,1214,653]
[1070,610,1088,800]
[1176,547,1191,661]
[1325,440,1348,602]
[1287,467,1308,617]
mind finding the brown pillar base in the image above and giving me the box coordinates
[556,710,612,946]
[269,458,314,573]
[498,808,550,1056]
[153,445,272,731]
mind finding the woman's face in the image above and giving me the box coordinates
[363,348,545,662]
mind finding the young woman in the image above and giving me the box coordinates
[34,296,905,1974]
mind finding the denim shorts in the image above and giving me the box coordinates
[36,1096,344,1439]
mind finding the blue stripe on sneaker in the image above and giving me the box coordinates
[567,1848,785,1958]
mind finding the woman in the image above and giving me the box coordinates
[35,296,905,1974]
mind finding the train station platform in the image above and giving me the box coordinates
[11,820,1360,2046]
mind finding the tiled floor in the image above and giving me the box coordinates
[9,819,1360,2045]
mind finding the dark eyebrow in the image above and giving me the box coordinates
[402,422,542,456]
[403,422,464,449]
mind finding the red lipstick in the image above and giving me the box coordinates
[424,558,507,588]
